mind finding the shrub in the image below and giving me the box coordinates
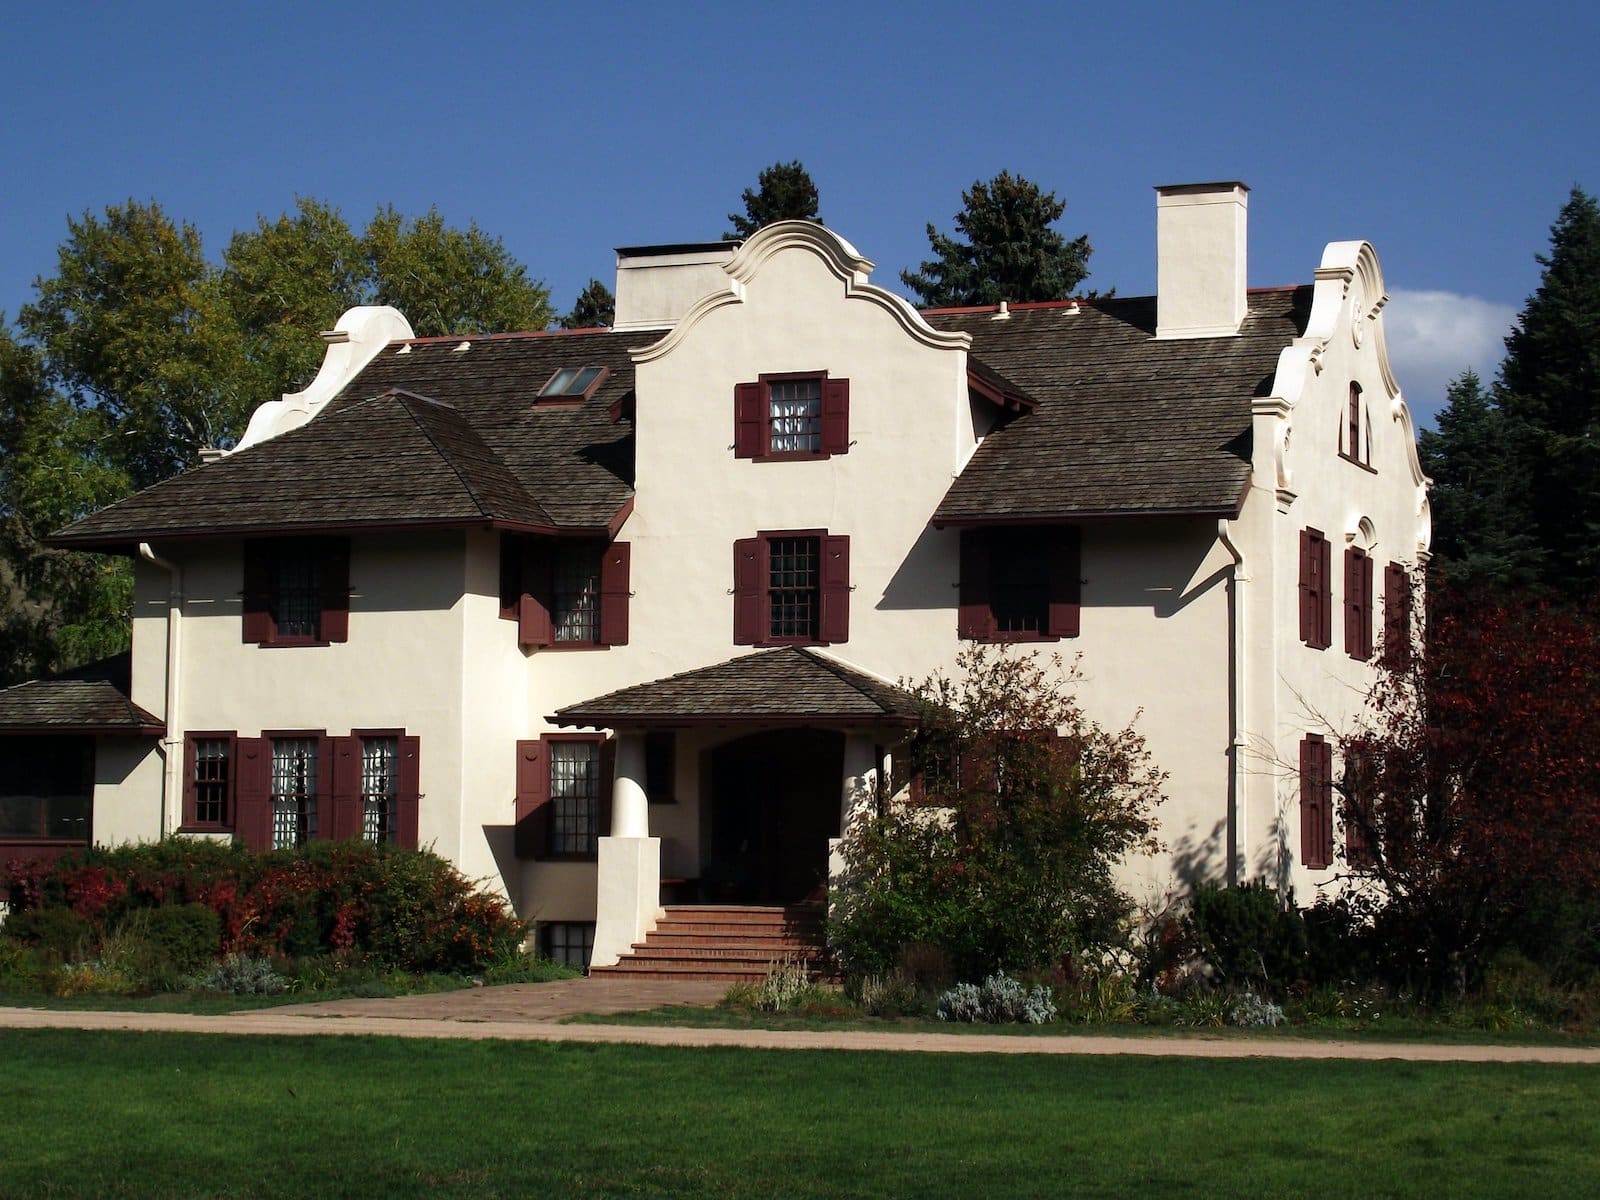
[3,908,95,962]
[139,904,221,976]
[192,953,289,995]
[1228,990,1286,1028]
[937,973,1057,1024]
[1188,881,1307,993]
[44,960,136,997]
[832,646,1164,979]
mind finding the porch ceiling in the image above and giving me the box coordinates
[549,647,922,728]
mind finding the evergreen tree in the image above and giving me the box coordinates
[1418,370,1544,591]
[900,172,1091,308]
[559,279,615,329]
[1496,187,1600,596]
[725,160,822,239]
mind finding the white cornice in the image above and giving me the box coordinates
[630,220,969,365]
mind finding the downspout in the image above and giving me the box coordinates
[138,543,182,838]
[1216,520,1247,885]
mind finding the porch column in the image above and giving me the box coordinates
[591,731,662,968]
[829,732,879,896]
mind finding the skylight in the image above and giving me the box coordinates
[539,366,605,398]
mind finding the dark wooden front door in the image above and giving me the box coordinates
[704,729,842,904]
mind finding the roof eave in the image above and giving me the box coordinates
[931,503,1243,529]
[547,712,919,730]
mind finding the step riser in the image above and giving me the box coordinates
[601,905,832,982]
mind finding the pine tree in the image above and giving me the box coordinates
[559,279,615,329]
[725,161,822,239]
[1496,187,1600,596]
[900,172,1091,308]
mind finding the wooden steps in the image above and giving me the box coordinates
[589,904,834,983]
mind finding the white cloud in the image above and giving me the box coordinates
[1382,290,1518,427]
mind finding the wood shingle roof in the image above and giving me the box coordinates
[0,654,163,735]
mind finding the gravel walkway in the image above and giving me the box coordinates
[3,977,1598,1063]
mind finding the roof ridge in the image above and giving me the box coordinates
[393,391,552,525]
[795,648,904,715]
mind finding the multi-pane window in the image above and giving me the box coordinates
[0,737,92,840]
[272,552,321,640]
[271,738,319,849]
[361,737,398,845]
[192,738,231,827]
[768,536,819,640]
[957,526,1080,642]
[549,740,600,855]
[552,545,602,643]
[541,922,595,968]
[768,377,822,454]
[989,531,1049,637]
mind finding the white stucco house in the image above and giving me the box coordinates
[1,182,1430,971]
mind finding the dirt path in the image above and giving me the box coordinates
[3,977,1598,1062]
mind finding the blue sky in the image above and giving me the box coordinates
[3,1,1595,422]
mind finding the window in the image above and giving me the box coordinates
[229,731,417,851]
[499,536,629,649]
[537,365,609,403]
[733,373,849,459]
[1299,733,1334,870]
[1341,747,1376,869]
[1298,528,1332,649]
[243,538,350,645]
[361,736,398,845]
[957,526,1080,642]
[540,922,595,968]
[1383,561,1413,669]
[0,737,91,841]
[1343,383,1364,463]
[732,531,849,646]
[270,737,320,848]
[1344,546,1374,661]
[183,733,236,831]
[513,735,609,860]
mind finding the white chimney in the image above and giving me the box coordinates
[1155,182,1249,339]
[612,241,740,332]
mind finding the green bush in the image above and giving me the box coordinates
[139,904,221,976]
[1188,882,1307,993]
[4,908,96,961]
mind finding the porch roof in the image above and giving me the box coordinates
[549,648,923,728]
[0,654,164,736]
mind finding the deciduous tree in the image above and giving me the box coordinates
[900,172,1092,308]
[830,646,1164,979]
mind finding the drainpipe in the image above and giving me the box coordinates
[1216,520,1247,885]
[139,543,182,839]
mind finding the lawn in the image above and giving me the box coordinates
[4,1029,1598,1198]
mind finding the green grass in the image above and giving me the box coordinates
[4,1029,1600,1198]
[565,1001,1600,1046]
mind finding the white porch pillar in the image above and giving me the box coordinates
[828,733,879,896]
[590,731,662,967]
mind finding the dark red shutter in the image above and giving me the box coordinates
[958,529,993,641]
[599,541,630,646]
[320,539,350,643]
[734,381,764,458]
[1319,740,1334,867]
[1297,530,1314,644]
[733,538,763,644]
[1361,554,1375,659]
[1299,736,1318,867]
[821,377,849,455]
[819,535,850,644]
[329,736,362,842]
[1046,527,1082,638]
[517,540,552,648]
[1317,537,1333,649]
[234,737,272,851]
[513,739,549,858]
[242,542,273,644]
[1344,548,1360,658]
[499,535,522,622]
[396,735,420,850]
[1384,562,1409,668]
[181,735,198,827]
[314,735,334,841]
